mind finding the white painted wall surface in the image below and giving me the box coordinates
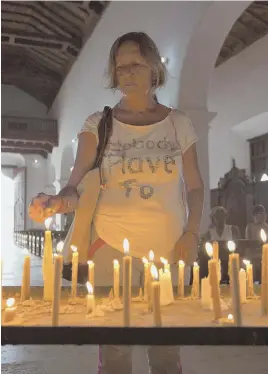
[208,35,268,188]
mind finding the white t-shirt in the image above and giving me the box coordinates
[80,109,198,261]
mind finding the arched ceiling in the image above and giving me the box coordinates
[1,1,109,107]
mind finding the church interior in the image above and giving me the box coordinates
[1,1,268,373]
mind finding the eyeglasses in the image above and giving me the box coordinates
[116,63,149,75]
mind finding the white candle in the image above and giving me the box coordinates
[86,281,95,314]
[160,257,170,272]
[142,257,149,301]
[243,259,254,297]
[191,262,200,299]
[201,277,211,307]
[71,245,79,298]
[177,260,185,298]
[239,268,247,304]
[123,239,132,326]
[227,240,236,284]
[4,298,16,323]
[230,255,242,326]
[151,265,162,326]
[21,255,31,302]
[43,218,54,301]
[148,250,154,310]
[52,242,64,326]
[205,242,213,279]
[87,261,95,292]
[159,268,174,306]
[260,229,268,316]
[113,259,120,298]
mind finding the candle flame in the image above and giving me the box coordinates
[45,217,52,230]
[227,314,233,320]
[227,240,236,253]
[123,238,129,254]
[193,262,198,267]
[160,257,167,265]
[260,229,267,243]
[71,245,77,253]
[243,259,251,266]
[113,259,119,267]
[87,260,94,267]
[86,282,93,295]
[205,242,213,257]
[150,264,158,280]
[240,268,246,273]
[6,298,15,308]
[149,250,154,262]
[179,260,185,266]
[142,257,148,264]
[56,241,64,253]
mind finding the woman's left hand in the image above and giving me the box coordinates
[173,231,199,265]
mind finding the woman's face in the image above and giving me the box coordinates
[213,210,227,226]
[115,42,153,96]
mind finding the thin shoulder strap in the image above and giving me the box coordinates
[94,106,112,168]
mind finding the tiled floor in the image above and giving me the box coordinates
[1,239,268,373]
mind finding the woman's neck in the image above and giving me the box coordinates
[119,93,156,113]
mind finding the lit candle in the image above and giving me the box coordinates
[52,241,64,326]
[159,267,174,306]
[87,261,95,292]
[239,268,247,304]
[205,242,213,279]
[86,281,95,314]
[160,257,170,272]
[151,265,162,326]
[243,259,254,298]
[260,229,268,316]
[123,239,132,326]
[212,241,221,283]
[21,255,31,302]
[177,260,185,298]
[113,259,120,298]
[208,257,222,320]
[43,218,54,301]
[142,257,149,301]
[4,298,16,323]
[230,254,242,326]
[148,250,154,310]
[227,240,237,285]
[71,245,79,298]
[191,262,200,299]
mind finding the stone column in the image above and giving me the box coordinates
[181,108,217,234]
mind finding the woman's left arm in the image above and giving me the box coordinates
[183,143,204,236]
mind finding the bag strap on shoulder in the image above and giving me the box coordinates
[94,106,112,168]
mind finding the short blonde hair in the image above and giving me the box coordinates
[107,32,167,89]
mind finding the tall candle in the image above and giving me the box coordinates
[230,255,242,326]
[151,265,162,326]
[177,260,185,298]
[260,229,268,316]
[208,259,222,320]
[52,242,64,326]
[71,245,79,298]
[148,250,154,310]
[123,239,132,326]
[142,257,149,301]
[113,259,120,298]
[21,255,31,302]
[191,262,200,299]
[212,241,219,261]
[87,261,95,292]
[239,268,247,304]
[43,218,54,301]
[243,259,254,297]
[227,240,236,284]
[4,298,16,323]
[86,282,95,314]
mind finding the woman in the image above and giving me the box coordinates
[29,32,204,374]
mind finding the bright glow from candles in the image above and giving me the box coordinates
[160,257,167,265]
[243,259,250,266]
[123,238,129,255]
[113,259,119,267]
[205,242,213,257]
[71,245,77,253]
[260,229,267,243]
[149,250,154,262]
[151,264,158,280]
[56,241,64,253]
[142,257,148,264]
[6,298,15,308]
[86,281,93,295]
[87,260,94,266]
[179,260,185,266]
[228,314,233,320]
[227,240,236,253]
[45,217,52,230]
[193,262,198,267]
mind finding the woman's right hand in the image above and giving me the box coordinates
[28,193,62,223]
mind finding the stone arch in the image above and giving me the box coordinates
[178,1,251,110]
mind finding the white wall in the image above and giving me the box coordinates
[208,35,268,188]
